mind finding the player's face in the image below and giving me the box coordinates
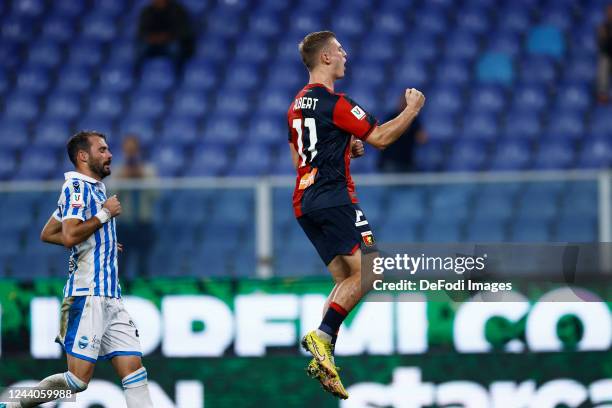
[87,136,113,179]
[329,38,347,79]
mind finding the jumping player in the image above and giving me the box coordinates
[288,31,425,399]
[2,131,154,408]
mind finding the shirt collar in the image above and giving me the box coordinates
[64,171,104,187]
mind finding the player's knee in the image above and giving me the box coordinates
[121,367,148,390]
[64,371,88,393]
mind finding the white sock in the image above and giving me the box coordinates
[18,371,87,408]
[315,329,333,342]
[122,367,153,408]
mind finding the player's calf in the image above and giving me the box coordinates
[11,371,88,408]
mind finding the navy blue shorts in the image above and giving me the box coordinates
[297,204,377,265]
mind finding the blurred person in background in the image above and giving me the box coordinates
[596,4,612,103]
[377,97,428,173]
[136,0,195,78]
[112,135,157,278]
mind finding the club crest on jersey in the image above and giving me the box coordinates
[72,181,80,192]
[71,193,84,208]
[351,105,366,120]
[361,231,375,247]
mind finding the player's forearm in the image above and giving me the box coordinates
[368,108,419,150]
[62,218,104,248]
[41,231,64,246]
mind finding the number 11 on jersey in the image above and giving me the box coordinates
[292,118,318,167]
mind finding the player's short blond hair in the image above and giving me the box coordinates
[299,31,336,71]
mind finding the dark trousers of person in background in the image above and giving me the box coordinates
[598,53,611,97]
[134,38,194,79]
[119,222,155,279]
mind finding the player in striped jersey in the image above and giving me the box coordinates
[6,131,153,408]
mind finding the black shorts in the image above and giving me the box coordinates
[297,204,377,265]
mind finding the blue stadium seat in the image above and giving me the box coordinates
[533,141,575,169]
[470,86,506,113]
[472,195,514,222]
[400,33,439,62]
[546,110,585,140]
[527,25,565,58]
[559,192,597,220]
[247,116,285,147]
[99,65,133,93]
[2,16,35,43]
[476,53,514,85]
[88,92,123,120]
[76,117,114,138]
[445,32,479,60]
[171,90,208,118]
[562,54,595,83]
[215,92,250,117]
[456,8,490,34]
[27,42,62,68]
[0,239,22,257]
[510,220,551,242]
[446,141,488,171]
[466,221,506,242]
[270,150,295,175]
[68,40,104,67]
[257,89,294,116]
[490,140,531,170]
[332,13,366,38]
[486,32,521,58]
[108,40,136,65]
[0,152,17,180]
[372,12,407,36]
[16,67,50,95]
[415,6,448,35]
[15,149,58,180]
[554,217,597,242]
[393,60,429,89]
[91,0,125,16]
[203,116,242,146]
[223,65,259,90]
[414,142,446,172]
[150,145,185,177]
[460,112,498,141]
[4,94,39,121]
[194,38,230,63]
[351,63,385,87]
[266,61,304,91]
[185,145,229,176]
[423,112,456,142]
[589,107,612,136]
[128,91,166,120]
[555,83,591,112]
[519,57,558,85]
[81,14,117,42]
[140,60,176,92]
[511,84,548,112]
[436,60,470,86]
[183,59,217,90]
[234,37,270,64]
[0,120,30,152]
[45,92,81,121]
[205,11,242,39]
[54,0,86,17]
[360,35,397,63]
[160,118,199,147]
[33,120,70,150]
[228,144,272,176]
[56,66,93,93]
[423,221,462,242]
[117,117,155,144]
[13,0,45,17]
[516,191,558,221]
[578,138,611,169]
[427,86,463,114]
[248,13,282,38]
[503,110,542,140]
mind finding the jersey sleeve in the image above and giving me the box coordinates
[332,95,378,140]
[52,206,62,221]
[58,180,88,222]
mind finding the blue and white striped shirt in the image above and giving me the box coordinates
[54,171,121,298]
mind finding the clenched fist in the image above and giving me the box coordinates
[405,88,426,114]
[103,195,122,218]
[350,139,365,158]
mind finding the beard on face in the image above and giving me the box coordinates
[88,157,111,179]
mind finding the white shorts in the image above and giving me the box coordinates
[56,296,142,363]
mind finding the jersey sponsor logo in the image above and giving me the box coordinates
[351,105,366,120]
[299,168,318,190]
[355,210,368,227]
[361,231,375,247]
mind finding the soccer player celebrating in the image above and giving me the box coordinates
[287,31,425,399]
[3,131,154,408]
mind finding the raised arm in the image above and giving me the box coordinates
[366,88,425,150]
[61,195,122,248]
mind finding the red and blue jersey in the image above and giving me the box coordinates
[287,83,378,217]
